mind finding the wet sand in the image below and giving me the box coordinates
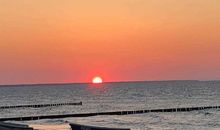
[29,124,71,130]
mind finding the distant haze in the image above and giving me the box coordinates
[0,0,220,85]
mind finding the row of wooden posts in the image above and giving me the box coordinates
[0,102,82,109]
[0,105,219,121]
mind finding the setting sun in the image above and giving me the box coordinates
[92,77,103,84]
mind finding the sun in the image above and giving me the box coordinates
[92,76,103,84]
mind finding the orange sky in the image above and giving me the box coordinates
[0,0,220,85]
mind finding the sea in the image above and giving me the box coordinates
[0,80,220,130]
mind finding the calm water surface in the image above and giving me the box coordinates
[0,81,220,129]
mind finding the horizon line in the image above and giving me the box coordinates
[0,79,219,86]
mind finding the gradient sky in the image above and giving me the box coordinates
[0,0,220,85]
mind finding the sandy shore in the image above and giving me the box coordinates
[29,124,71,130]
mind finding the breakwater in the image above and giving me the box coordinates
[0,105,219,121]
[0,102,82,109]
[70,123,130,130]
[0,122,33,130]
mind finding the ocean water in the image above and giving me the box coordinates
[0,81,220,129]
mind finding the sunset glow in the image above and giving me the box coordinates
[92,77,103,84]
[0,0,220,85]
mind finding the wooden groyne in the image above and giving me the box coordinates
[0,105,219,121]
[70,123,130,130]
[0,102,82,109]
[0,122,33,130]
